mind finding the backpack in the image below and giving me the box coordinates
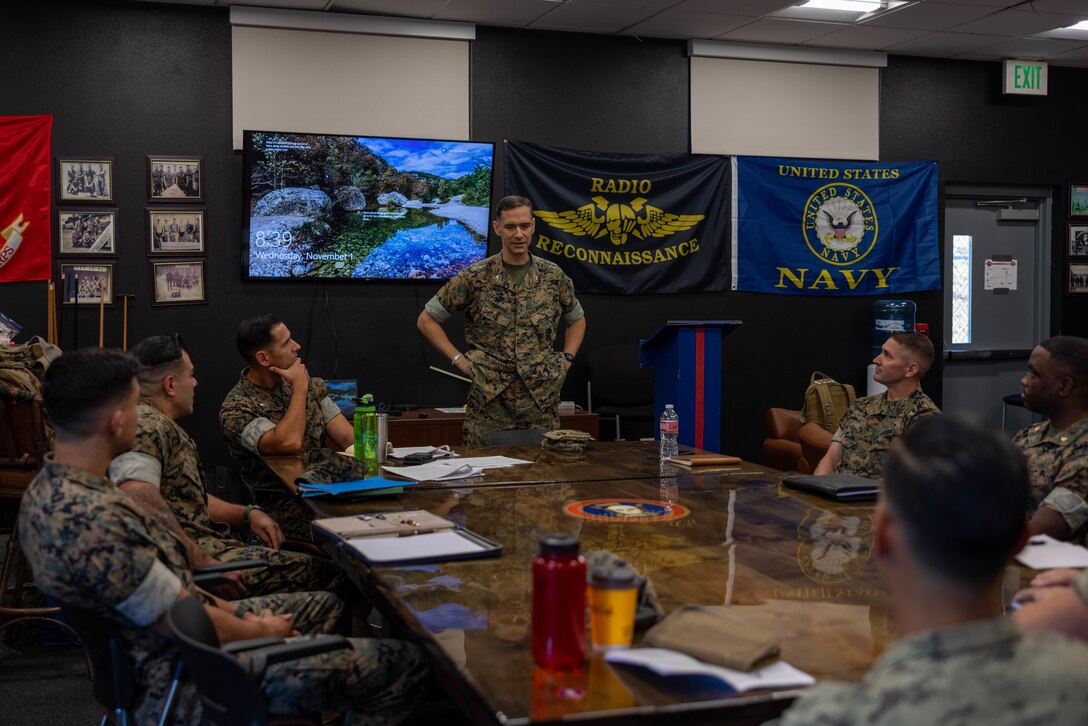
[801,371,856,433]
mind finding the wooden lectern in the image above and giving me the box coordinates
[639,320,742,453]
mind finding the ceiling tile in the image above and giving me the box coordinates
[231,0,331,10]
[718,17,846,44]
[673,0,796,15]
[433,0,555,26]
[330,0,450,17]
[862,2,999,31]
[529,0,663,33]
[803,24,931,50]
[884,30,1006,55]
[624,10,754,38]
[956,35,1088,59]
[951,8,1081,35]
[1013,0,1088,13]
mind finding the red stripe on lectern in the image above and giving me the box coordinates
[695,329,704,450]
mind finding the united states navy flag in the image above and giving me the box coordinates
[731,156,940,296]
[505,141,729,294]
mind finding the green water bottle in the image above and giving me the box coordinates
[358,393,378,475]
[353,393,374,464]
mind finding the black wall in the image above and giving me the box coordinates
[3,1,1087,467]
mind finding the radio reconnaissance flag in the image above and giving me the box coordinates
[505,141,729,294]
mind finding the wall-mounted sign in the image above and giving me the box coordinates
[1003,60,1047,96]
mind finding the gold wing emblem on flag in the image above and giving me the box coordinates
[630,198,704,241]
[533,197,609,239]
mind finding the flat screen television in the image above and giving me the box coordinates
[242,130,495,280]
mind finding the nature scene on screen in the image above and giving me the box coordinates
[244,132,494,279]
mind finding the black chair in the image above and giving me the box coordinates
[585,343,655,441]
[487,428,547,446]
[59,602,180,726]
[166,596,351,726]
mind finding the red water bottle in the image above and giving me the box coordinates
[532,533,586,670]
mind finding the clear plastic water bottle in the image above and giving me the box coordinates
[659,404,679,460]
[872,300,916,357]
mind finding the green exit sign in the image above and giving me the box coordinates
[1003,60,1048,95]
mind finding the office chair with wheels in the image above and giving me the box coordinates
[167,596,351,726]
[60,603,180,726]
[585,343,655,441]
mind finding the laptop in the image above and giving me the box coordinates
[783,473,879,502]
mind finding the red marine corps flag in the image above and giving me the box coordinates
[0,115,52,283]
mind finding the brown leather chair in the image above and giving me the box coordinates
[1,385,62,639]
[763,408,806,472]
[797,421,834,474]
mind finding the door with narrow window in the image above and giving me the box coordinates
[942,185,1050,434]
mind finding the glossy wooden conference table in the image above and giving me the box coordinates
[304,471,887,725]
[263,440,770,493]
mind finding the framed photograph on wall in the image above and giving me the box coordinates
[151,259,206,305]
[60,263,113,305]
[1070,224,1088,257]
[1071,184,1088,218]
[57,209,117,255]
[57,157,114,203]
[147,155,203,202]
[148,209,205,254]
[1071,263,1088,295]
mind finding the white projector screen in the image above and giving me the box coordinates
[232,26,469,149]
[691,56,879,160]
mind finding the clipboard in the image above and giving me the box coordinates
[342,528,503,566]
[311,510,455,539]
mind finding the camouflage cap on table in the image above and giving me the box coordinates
[541,429,594,453]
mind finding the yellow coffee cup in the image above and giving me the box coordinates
[588,562,638,651]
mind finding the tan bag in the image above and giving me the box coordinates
[801,371,856,433]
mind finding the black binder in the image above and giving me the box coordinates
[783,473,879,501]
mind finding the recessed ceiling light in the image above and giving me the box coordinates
[774,0,913,23]
[1064,20,1088,31]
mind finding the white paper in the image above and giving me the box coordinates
[347,530,487,563]
[435,407,466,414]
[452,456,532,468]
[983,259,1018,290]
[390,445,458,459]
[605,648,814,693]
[382,461,483,482]
[1015,534,1088,569]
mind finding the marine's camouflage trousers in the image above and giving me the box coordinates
[198,535,347,601]
[463,375,560,447]
[249,488,318,542]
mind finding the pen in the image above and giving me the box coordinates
[398,529,436,537]
[1028,539,1047,545]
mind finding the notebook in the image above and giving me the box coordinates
[667,453,742,467]
[783,473,879,501]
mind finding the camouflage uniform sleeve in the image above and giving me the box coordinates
[220,389,275,455]
[435,270,473,316]
[311,377,340,424]
[75,507,183,627]
[557,272,584,324]
[108,407,170,486]
[1038,446,1088,531]
[905,395,941,429]
[773,682,864,725]
[1074,569,1088,604]
[424,295,451,323]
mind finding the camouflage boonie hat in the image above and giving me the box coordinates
[541,429,593,453]
[295,447,371,485]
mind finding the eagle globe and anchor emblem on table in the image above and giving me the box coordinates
[802,183,879,266]
[535,195,704,246]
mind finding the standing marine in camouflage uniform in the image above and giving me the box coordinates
[1013,336,1088,540]
[774,416,1088,726]
[220,314,355,540]
[815,331,939,478]
[110,334,345,599]
[20,348,427,725]
[417,195,586,447]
